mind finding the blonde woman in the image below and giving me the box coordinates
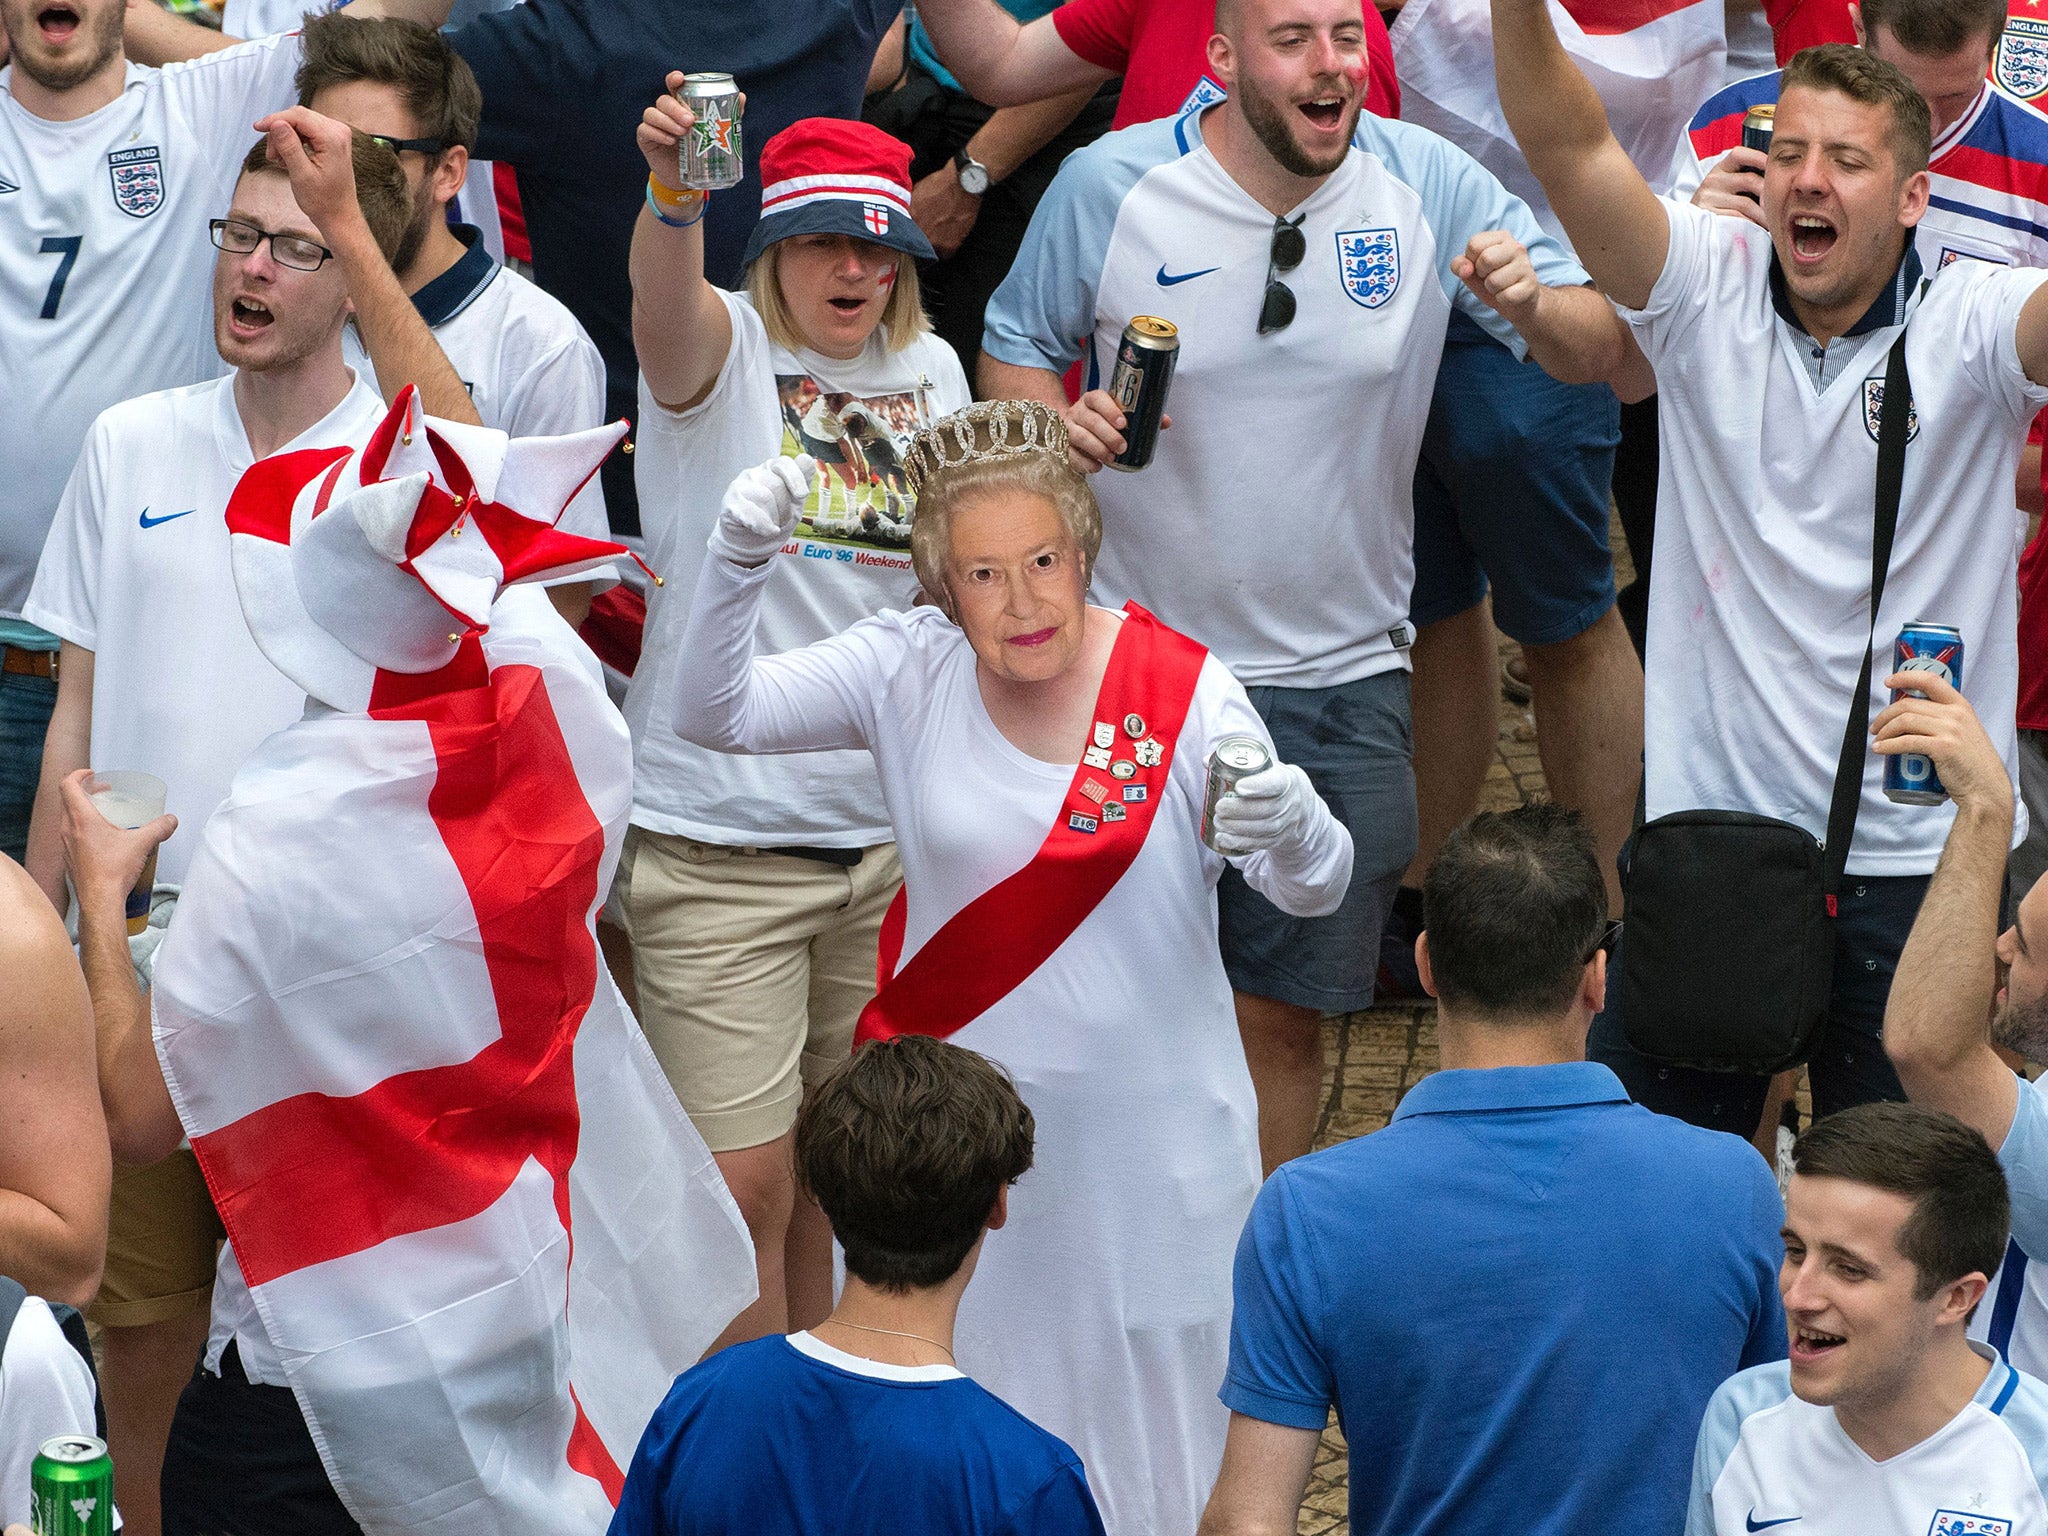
[622,89,971,1346]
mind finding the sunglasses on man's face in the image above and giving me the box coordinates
[365,133,447,157]
[1258,216,1308,335]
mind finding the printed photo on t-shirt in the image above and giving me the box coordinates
[777,375,926,550]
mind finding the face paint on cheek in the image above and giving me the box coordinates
[1345,57,1370,98]
[877,265,897,290]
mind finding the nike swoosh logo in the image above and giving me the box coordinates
[1747,1514,1802,1531]
[1156,264,1219,286]
[138,507,196,529]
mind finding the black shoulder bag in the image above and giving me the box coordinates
[1618,330,1910,1075]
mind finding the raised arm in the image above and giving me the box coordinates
[672,457,880,757]
[911,0,1110,107]
[125,0,456,62]
[257,108,480,424]
[1877,671,2021,1147]
[0,859,109,1309]
[1452,231,1656,399]
[630,72,736,414]
[58,772,185,1170]
[1487,0,1670,309]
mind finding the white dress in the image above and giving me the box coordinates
[675,554,1354,1536]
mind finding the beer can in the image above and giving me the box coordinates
[1203,735,1273,850]
[1106,316,1178,473]
[1884,622,1966,806]
[32,1435,113,1536]
[677,72,743,192]
[1741,103,1775,155]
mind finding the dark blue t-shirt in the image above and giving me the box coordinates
[448,0,900,533]
[610,1333,1107,1536]
[1223,1062,1787,1536]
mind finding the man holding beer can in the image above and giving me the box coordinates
[1492,0,2048,1137]
[981,0,1641,1170]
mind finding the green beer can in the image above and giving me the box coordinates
[31,1435,113,1536]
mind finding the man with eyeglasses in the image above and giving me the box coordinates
[293,10,612,630]
[1199,805,1784,1536]
[18,108,474,1536]
[980,0,1640,1173]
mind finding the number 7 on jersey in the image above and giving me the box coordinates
[38,235,81,320]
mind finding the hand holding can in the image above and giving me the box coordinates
[677,72,744,191]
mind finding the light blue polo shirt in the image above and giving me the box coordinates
[1223,1061,1787,1536]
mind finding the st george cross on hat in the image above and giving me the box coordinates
[742,116,935,268]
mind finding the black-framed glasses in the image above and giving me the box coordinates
[1583,919,1623,964]
[1258,215,1307,335]
[365,133,446,157]
[209,218,335,272]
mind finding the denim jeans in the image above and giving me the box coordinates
[0,669,55,863]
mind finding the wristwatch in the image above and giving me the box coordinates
[954,147,991,196]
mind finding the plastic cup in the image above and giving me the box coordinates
[86,770,167,937]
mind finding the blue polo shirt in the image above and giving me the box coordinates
[1224,1061,1787,1536]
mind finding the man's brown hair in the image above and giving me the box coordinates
[1793,1102,2009,1303]
[795,1037,1034,1293]
[295,11,482,154]
[1861,0,2006,60]
[239,132,412,268]
[1782,43,1935,176]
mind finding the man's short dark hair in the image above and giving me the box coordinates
[238,132,412,268]
[1793,1102,2009,1300]
[296,12,482,155]
[1421,805,1607,1019]
[1861,0,2006,61]
[1782,43,1934,176]
[795,1037,1034,1293]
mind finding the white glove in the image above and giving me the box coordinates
[1210,763,1320,858]
[709,454,815,567]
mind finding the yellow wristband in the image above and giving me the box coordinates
[647,174,707,224]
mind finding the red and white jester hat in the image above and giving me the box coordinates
[225,384,634,712]
[742,116,935,268]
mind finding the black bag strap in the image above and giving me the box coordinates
[1821,326,1913,903]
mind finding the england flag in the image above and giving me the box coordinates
[149,393,757,1534]
[1390,0,1726,245]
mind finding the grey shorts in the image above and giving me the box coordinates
[1218,669,1419,1012]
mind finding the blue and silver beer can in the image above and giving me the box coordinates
[1884,622,1966,806]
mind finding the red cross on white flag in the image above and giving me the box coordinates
[863,202,890,236]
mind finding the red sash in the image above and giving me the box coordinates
[855,604,1209,1046]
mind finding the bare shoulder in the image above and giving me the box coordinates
[0,858,87,1027]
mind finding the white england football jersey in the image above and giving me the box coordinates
[1688,1350,2048,1535]
[0,35,303,619]
[1673,75,2048,273]
[1625,197,2047,876]
[983,107,1586,689]
[21,372,385,885]
[344,226,613,568]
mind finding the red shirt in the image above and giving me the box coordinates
[2024,515,2048,731]
[1051,0,1400,130]
[1762,0,2048,102]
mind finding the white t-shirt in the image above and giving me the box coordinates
[344,228,613,577]
[0,1298,98,1526]
[24,372,387,885]
[983,107,1585,689]
[1625,198,2047,876]
[1688,1349,2048,1534]
[0,35,303,618]
[625,288,969,846]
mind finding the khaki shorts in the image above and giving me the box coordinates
[89,1148,225,1328]
[615,827,901,1153]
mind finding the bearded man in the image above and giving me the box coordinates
[1881,667,2048,1381]
[977,0,1642,1174]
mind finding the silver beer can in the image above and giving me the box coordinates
[1203,735,1272,850]
[678,72,743,192]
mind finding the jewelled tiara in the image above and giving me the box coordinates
[902,399,1070,497]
